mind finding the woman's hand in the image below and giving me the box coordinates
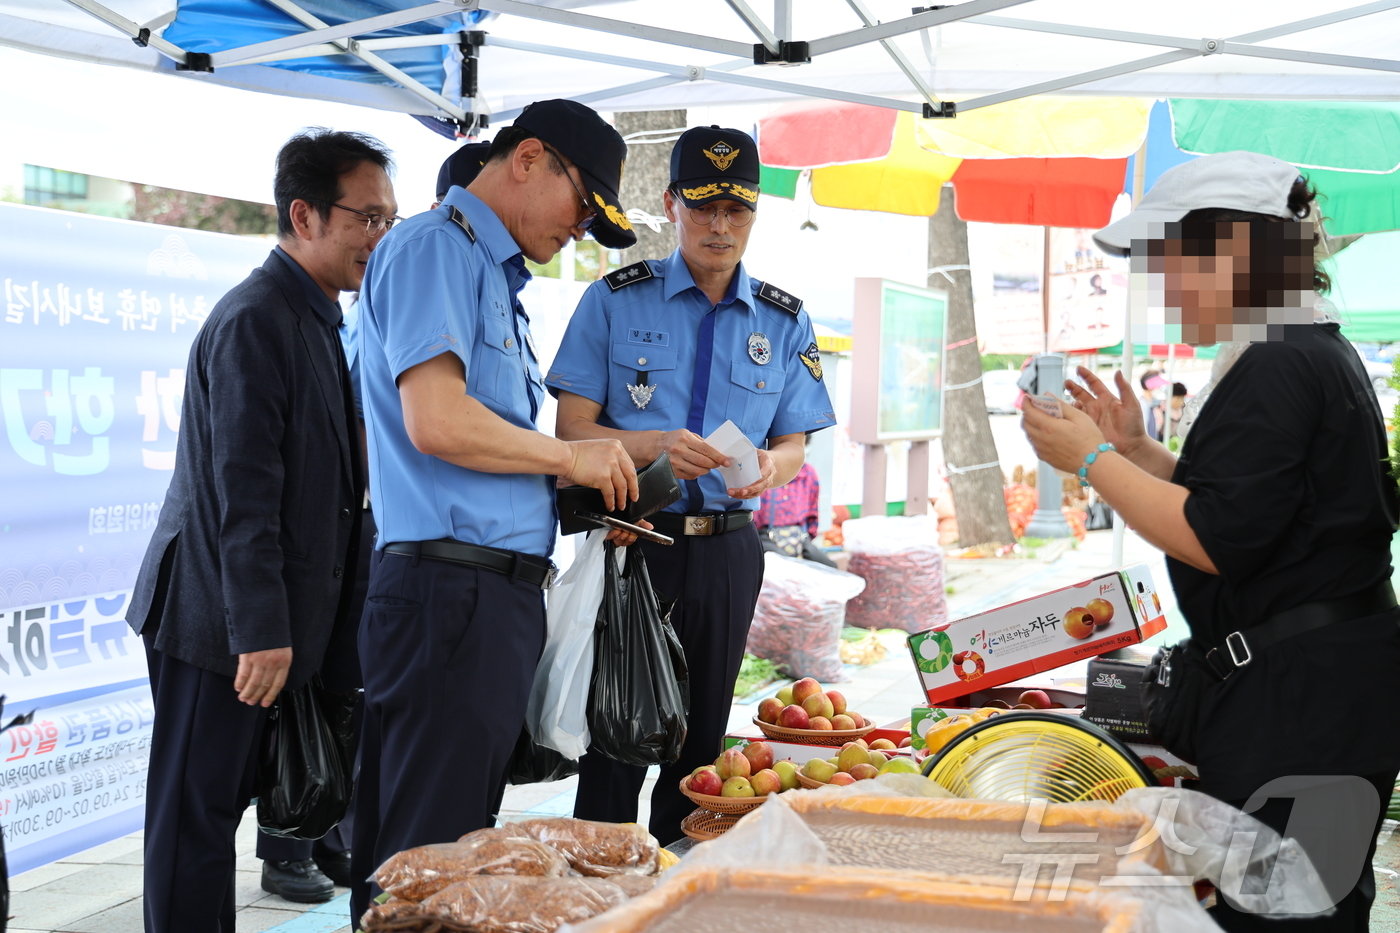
[1021,397,1108,475]
[1067,367,1150,459]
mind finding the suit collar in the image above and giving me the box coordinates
[269,247,343,328]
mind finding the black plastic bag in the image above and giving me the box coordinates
[587,544,689,766]
[256,678,358,840]
[506,726,580,785]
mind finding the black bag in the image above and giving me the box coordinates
[587,543,689,767]
[1139,639,1218,765]
[256,678,358,840]
[506,726,580,785]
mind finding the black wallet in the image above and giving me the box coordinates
[557,454,682,535]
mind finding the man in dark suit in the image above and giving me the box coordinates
[126,129,397,933]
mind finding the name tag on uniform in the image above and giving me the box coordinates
[627,329,669,346]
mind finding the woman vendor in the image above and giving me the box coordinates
[1022,151,1400,932]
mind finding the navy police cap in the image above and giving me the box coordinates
[670,126,760,208]
[515,99,636,250]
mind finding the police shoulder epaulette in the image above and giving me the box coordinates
[603,261,654,291]
[756,280,802,314]
[447,205,477,243]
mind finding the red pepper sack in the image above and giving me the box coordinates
[746,553,866,682]
[841,515,948,634]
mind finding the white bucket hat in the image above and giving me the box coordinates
[1093,151,1302,257]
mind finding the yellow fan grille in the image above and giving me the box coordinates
[923,715,1152,804]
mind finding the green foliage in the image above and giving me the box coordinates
[130,185,276,235]
[732,653,779,698]
[981,354,1024,372]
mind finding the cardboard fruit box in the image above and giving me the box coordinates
[906,564,1167,706]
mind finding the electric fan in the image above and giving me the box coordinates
[921,712,1155,803]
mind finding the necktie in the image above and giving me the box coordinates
[683,307,718,512]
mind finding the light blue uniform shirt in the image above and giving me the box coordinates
[546,250,835,514]
[357,188,555,555]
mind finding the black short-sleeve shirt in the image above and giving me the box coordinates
[1169,323,1400,800]
[1169,323,1397,646]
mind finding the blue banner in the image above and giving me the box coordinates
[0,203,268,873]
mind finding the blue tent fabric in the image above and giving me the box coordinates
[1122,100,1196,197]
[164,0,476,91]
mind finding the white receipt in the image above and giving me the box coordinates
[705,420,761,489]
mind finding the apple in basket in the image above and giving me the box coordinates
[741,741,775,773]
[777,704,811,729]
[749,769,783,796]
[717,747,751,780]
[687,767,723,797]
[721,776,755,797]
[756,697,785,724]
[790,677,824,705]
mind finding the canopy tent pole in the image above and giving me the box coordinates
[1111,139,1150,568]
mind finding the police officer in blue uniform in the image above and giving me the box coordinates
[349,100,640,922]
[547,126,836,845]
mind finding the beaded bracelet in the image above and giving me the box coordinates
[1077,442,1116,488]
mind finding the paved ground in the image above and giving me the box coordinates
[9,527,1400,932]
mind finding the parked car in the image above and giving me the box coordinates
[1362,357,1393,393]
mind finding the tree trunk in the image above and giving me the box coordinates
[931,185,1014,548]
[615,110,685,263]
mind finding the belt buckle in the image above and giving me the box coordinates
[1224,630,1252,668]
[684,515,714,535]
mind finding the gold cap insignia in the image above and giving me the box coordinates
[594,192,633,231]
[703,140,739,172]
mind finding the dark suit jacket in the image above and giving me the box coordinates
[127,250,363,689]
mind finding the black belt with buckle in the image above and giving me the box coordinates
[382,539,556,590]
[1203,581,1397,680]
[648,511,753,537]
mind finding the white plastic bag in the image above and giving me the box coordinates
[842,515,947,633]
[527,530,607,759]
[746,553,866,681]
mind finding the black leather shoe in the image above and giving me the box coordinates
[313,847,353,888]
[261,858,335,903]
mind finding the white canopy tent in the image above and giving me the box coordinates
[2,0,1398,137]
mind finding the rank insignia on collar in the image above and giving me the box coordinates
[799,342,823,382]
[747,332,772,365]
[627,382,656,409]
[757,281,802,314]
[604,261,654,291]
[703,140,739,171]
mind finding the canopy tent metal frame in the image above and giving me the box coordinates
[20,0,1400,134]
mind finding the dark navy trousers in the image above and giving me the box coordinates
[141,640,270,933]
[573,525,763,845]
[348,550,546,922]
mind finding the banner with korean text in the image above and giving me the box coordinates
[0,203,268,873]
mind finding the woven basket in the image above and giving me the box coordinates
[677,777,768,815]
[680,808,741,841]
[751,717,875,747]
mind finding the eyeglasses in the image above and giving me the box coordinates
[542,145,596,232]
[327,202,402,237]
[685,204,754,227]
